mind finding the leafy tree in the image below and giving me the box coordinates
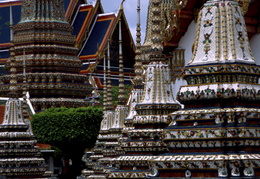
[98,84,132,106]
[31,106,103,179]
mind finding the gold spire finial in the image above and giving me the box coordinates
[120,0,125,10]
[236,0,251,15]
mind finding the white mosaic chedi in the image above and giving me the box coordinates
[189,0,255,65]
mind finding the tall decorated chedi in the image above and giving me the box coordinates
[82,4,128,178]
[113,12,128,130]
[121,0,145,158]
[0,5,49,178]
[108,0,181,178]
[124,0,144,127]
[0,85,50,178]
[147,0,260,178]
[82,47,112,179]
[0,0,92,111]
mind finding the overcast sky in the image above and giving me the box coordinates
[100,0,149,43]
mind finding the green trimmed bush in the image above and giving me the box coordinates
[31,106,103,178]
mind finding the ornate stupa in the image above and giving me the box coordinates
[124,0,144,128]
[83,43,121,179]
[112,6,129,130]
[0,5,49,178]
[82,4,129,178]
[146,0,260,178]
[108,0,181,178]
[0,99,49,178]
[0,0,92,111]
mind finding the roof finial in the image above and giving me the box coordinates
[120,0,125,10]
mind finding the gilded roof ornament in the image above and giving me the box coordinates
[236,0,251,15]
[163,0,188,41]
[174,0,188,9]
[120,0,125,10]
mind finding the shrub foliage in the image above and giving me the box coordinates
[31,106,103,153]
[31,106,103,177]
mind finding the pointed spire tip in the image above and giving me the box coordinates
[120,0,125,10]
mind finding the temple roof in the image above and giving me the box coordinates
[76,5,135,65]
[77,5,136,86]
[0,0,21,62]
[70,1,104,49]
[79,13,116,60]
[0,0,135,75]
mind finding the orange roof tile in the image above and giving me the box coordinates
[0,105,5,124]
[36,143,52,150]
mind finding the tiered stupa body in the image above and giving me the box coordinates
[109,0,181,178]
[148,0,260,178]
[0,8,49,176]
[0,0,92,111]
[124,0,144,128]
[0,98,49,178]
